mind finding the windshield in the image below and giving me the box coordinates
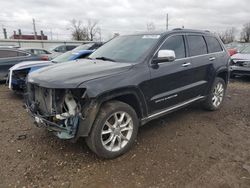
[89,35,161,62]
[72,43,95,51]
[240,45,250,54]
[52,51,78,63]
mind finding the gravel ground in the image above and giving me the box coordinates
[0,78,250,188]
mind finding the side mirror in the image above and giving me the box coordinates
[153,50,176,64]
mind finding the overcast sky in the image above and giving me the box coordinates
[0,0,249,41]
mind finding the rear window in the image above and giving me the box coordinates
[205,36,223,53]
[187,35,207,56]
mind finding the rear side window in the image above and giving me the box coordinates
[34,49,46,55]
[66,45,77,51]
[159,35,186,59]
[187,35,207,56]
[17,51,28,56]
[205,36,223,53]
[55,46,66,52]
[0,50,19,58]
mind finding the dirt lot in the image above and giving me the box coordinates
[0,78,250,188]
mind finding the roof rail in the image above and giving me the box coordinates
[172,28,183,31]
[204,30,210,32]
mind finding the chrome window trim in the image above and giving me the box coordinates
[150,33,225,65]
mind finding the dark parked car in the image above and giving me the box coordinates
[25,29,230,159]
[21,48,53,60]
[0,48,41,80]
[50,44,79,58]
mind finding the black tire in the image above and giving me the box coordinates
[202,77,226,111]
[86,101,139,159]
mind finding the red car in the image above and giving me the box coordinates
[228,48,237,56]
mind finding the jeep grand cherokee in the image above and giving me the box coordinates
[25,29,230,159]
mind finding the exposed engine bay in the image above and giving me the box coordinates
[25,84,86,139]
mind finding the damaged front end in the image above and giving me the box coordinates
[9,69,30,91]
[25,83,87,139]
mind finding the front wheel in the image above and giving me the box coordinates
[202,77,226,111]
[86,101,139,159]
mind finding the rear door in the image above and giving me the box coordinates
[146,34,197,114]
[186,35,221,97]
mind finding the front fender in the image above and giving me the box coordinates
[75,87,148,139]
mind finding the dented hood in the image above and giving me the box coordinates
[9,60,53,71]
[28,59,133,88]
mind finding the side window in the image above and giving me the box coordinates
[17,51,28,56]
[159,35,186,59]
[43,50,51,54]
[187,35,207,56]
[26,49,33,53]
[66,45,76,51]
[0,50,19,58]
[205,36,223,53]
[55,46,66,52]
[35,49,46,55]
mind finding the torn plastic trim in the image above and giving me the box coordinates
[25,89,85,140]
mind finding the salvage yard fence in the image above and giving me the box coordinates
[0,39,90,50]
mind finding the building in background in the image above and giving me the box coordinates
[10,30,48,40]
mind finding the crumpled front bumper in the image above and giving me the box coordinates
[24,93,99,141]
[25,103,70,133]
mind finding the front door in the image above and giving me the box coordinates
[145,34,198,114]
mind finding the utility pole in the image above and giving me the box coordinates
[166,13,169,31]
[3,28,7,39]
[32,18,37,40]
[50,28,53,40]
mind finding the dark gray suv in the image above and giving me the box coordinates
[25,29,230,159]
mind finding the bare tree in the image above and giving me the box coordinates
[146,22,156,32]
[87,19,101,41]
[70,19,101,41]
[70,19,88,41]
[218,27,236,44]
[241,22,250,42]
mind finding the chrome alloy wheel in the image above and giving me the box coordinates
[101,111,133,152]
[212,82,224,107]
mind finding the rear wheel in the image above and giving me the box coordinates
[86,101,139,159]
[202,77,226,111]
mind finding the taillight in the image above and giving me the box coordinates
[41,56,49,61]
[228,49,237,56]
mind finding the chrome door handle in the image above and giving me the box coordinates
[182,62,191,67]
[209,57,216,61]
